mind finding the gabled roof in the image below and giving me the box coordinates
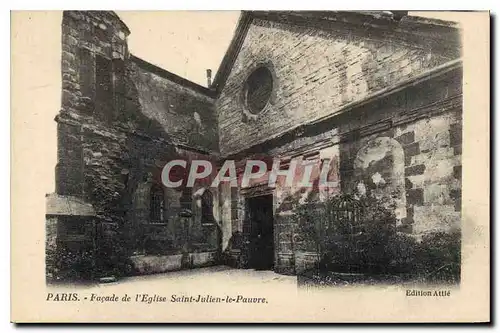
[210,11,461,96]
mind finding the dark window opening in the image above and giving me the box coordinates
[96,54,114,119]
[150,185,165,224]
[201,190,215,225]
[77,47,118,120]
[244,66,273,115]
[78,48,95,104]
[180,188,193,211]
[112,58,126,117]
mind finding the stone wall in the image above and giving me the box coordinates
[128,58,219,152]
[54,11,220,278]
[292,70,461,272]
[395,112,462,235]
[216,15,460,156]
[337,67,462,237]
[220,65,462,274]
[45,217,58,282]
[53,11,463,278]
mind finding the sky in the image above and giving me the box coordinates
[117,11,241,87]
[116,11,459,87]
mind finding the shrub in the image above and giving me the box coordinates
[318,196,400,274]
[95,232,134,278]
[52,248,95,281]
[294,194,461,283]
[415,230,461,283]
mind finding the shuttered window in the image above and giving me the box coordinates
[150,185,165,224]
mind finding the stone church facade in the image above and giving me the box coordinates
[46,11,462,280]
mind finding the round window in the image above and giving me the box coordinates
[244,66,273,115]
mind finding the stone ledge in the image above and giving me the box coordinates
[45,193,96,217]
[129,252,218,275]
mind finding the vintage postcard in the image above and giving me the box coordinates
[11,10,490,323]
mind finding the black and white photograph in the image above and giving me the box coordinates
[10,8,490,323]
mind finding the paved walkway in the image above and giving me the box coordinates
[120,265,297,288]
[51,266,297,293]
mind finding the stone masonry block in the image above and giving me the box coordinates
[405,164,426,176]
[413,205,460,235]
[453,165,462,180]
[406,188,424,205]
[404,142,420,157]
[395,131,415,145]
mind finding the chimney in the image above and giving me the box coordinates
[206,69,212,87]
